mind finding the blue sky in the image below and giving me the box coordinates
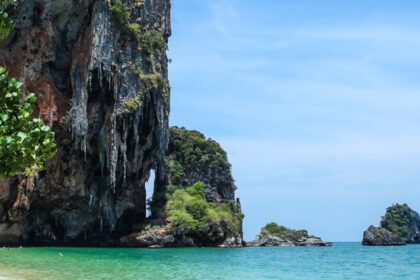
[166,0,420,241]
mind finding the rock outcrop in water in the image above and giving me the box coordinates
[156,126,236,209]
[0,1,243,247]
[362,204,420,246]
[119,127,243,247]
[362,226,405,246]
[247,222,332,247]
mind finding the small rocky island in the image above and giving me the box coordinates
[247,222,332,247]
[363,203,420,246]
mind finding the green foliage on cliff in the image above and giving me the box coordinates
[108,2,169,110]
[119,62,169,113]
[128,22,141,35]
[119,91,143,112]
[166,159,184,183]
[140,30,167,55]
[166,126,232,187]
[165,182,243,234]
[110,0,130,24]
[380,203,415,239]
[0,10,12,39]
[0,67,57,177]
[0,0,14,39]
[261,222,309,238]
[140,73,168,92]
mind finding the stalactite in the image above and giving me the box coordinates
[121,121,128,184]
[108,112,118,194]
[0,0,171,245]
[69,68,89,154]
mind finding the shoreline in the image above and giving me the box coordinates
[0,274,24,280]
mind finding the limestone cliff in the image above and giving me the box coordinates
[0,1,243,247]
[120,127,244,247]
[0,0,171,245]
[152,126,236,214]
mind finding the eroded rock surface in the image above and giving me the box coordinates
[164,126,236,203]
[0,1,244,248]
[119,127,244,247]
[247,222,332,247]
[362,204,420,246]
[380,203,420,243]
[362,226,405,246]
[120,225,243,248]
[0,0,171,245]
[248,233,332,247]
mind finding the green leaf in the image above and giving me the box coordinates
[17,131,27,139]
[0,114,8,121]
[0,67,57,178]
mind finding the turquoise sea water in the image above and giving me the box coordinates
[0,243,419,280]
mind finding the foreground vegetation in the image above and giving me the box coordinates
[0,68,56,176]
[0,0,56,177]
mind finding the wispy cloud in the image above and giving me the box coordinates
[296,24,420,42]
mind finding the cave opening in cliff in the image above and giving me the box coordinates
[145,169,156,218]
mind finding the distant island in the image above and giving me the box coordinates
[247,222,332,247]
[363,203,420,246]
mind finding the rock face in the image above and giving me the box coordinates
[362,204,420,246]
[0,0,171,245]
[247,222,332,247]
[362,226,405,246]
[119,225,243,248]
[119,226,176,248]
[380,203,420,243]
[164,126,236,203]
[119,127,244,247]
[0,3,243,247]
[247,234,332,247]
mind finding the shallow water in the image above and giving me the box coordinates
[0,243,419,279]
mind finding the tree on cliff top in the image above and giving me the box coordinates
[166,126,234,195]
[0,2,57,177]
[380,203,419,239]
